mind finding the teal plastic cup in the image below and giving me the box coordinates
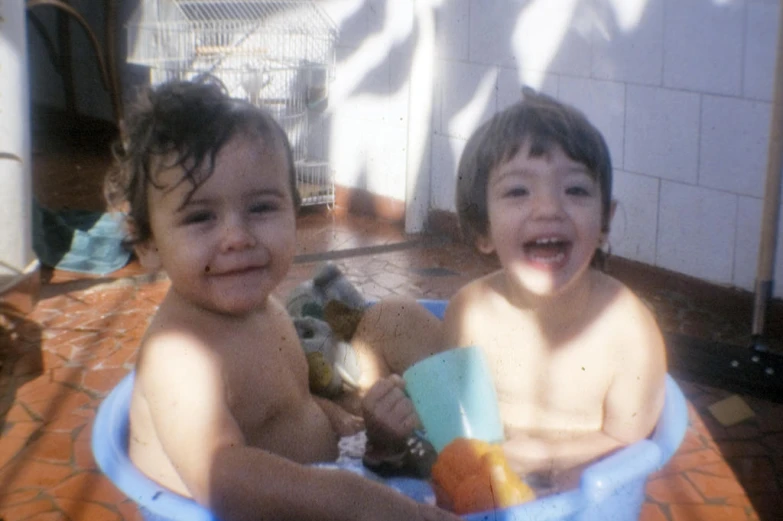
[403,346,504,452]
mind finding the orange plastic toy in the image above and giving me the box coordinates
[431,438,535,515]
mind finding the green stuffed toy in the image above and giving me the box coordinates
[287,263,366,396]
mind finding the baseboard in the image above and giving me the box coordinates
[333,185,405,223]
[0,260,41,316]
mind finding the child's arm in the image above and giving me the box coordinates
[138,331,459,521]
[209,444,462,521]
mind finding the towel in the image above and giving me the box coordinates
[32,199,132,275]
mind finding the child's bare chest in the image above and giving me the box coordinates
[481,320,615,434]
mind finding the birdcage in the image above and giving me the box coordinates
[126,0,337,205]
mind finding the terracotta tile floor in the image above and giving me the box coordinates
[1,115,782,520]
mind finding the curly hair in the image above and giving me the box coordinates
[105,78,300,247]
[455,88,613,268]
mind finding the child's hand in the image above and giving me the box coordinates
[313,395,365,436]
[332,410,365,437]
[361,375,420,448]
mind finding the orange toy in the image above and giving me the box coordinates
[431,438,535,515]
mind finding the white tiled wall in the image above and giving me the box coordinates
[591,0,664,85]
[662,0,745,96]
[319,0,783,296]
[624,86,700,184]
[745,1,780,101]
[611,170,659,266]
[699,96,769,197]
[657,181,737,284]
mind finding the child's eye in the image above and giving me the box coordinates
[182,211,213,224]
[566,185,592,197]
[249,202,278,213]
[503,186,529,198]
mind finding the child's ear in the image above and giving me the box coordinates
[475,234,496,255]
[134,239,162,271]
[602,199,618,235]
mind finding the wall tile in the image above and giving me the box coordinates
[611,170,659,265]
[559,77,626,169]
[497,68,559,112]
[544,13,593,79]
[435,0,470,61]
[388,41,414,128]
[329,0,372,49]
[591,0,664,86]
[468,1,520,66]
[367,125,408,200]
[699,95,770,198]
[470,0,591,78]
[332,46,391,122]
[744,1,779,101]
[656,181,736,284]
[624,85,700,183]
[430,133,465,212]
[366,0,391,34]
[663,0,744,96]
[439,61,498,140]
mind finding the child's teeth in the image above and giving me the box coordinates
[531,252,565,264]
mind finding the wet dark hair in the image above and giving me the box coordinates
[105,78,300,246]
[455,88,613,268]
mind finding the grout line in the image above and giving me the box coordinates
[39,271,170,300]
[293,236,450,264]
[38,237,453,298]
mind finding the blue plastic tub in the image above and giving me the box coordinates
[92,299,688,521]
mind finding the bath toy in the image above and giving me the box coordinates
[431,437,535,514]
[287,263,365,392]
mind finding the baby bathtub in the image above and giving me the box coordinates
[92,299,688,521]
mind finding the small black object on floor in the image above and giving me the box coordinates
[665,332,783,403]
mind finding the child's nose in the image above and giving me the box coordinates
[532,190,565,219]
[221,216,257,251]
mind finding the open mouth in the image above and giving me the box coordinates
[211,265,263,277]
[522,237,571,268]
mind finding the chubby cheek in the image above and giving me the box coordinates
[266,217,298,262]
[487,209,521,248]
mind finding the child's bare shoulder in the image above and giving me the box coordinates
[448,271,505,311]
[139,298,217,356]
[443,272,514,345]
[596,273,657,325]
[593,272,664,357]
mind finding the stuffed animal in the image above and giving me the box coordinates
[287,263,366,396]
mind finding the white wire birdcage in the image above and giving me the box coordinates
[126,0,337,206]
